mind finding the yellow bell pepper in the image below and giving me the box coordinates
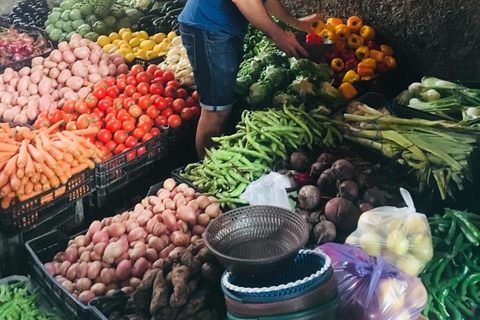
[347,34,364,49]
[380,44,394,56]
[343,70,360,83]
[338,82,358,99]
[384,56,397,69]
[327,18,343,28]
[335,24,351,41]
[319,29,336,42]
[331,58,345,72]
[347,16,363,33]
[361,58,377,69]
[359,25,375,41]
[369,50,385,63]
[355,46,369,60]
[312,19,325,35]
[325,23,336,33]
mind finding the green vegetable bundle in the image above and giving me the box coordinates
[180,105,342,208]
[421,209,480,320]
[341,102,480,200]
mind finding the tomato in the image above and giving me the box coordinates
[113,97,123,109]
[105,140,117,151]
[117,109,130,122]
[164,86,177,98]
[167,80,180,89]
[185,97,195,107]
[137,82,150,95]
[122,120,135,132]
[161,107,173,118]
[85,94,98,109]
[165,97,174,108]
[113,143,126,155]
[126,150,136,161]
[93,87,106,99]
[138,96,152,110]
[106,77,116,87]
[95,80,108,90]
[162,70,175,82]
[146,105,159,119]
[154,115,167,127]
[172,98,186,114]
[137,146,146,155]
[133,128,146,139]
[98,145,111,159]
[106,107,119,115]
[62,100,75,112]
[34,118,50,129]
[190,106,200,118]
[77,114,92,129]
[192,90,199,102]
[125,85,136,96]
[125,136,138,148]
[168,114,182,128]
[105,113,117,123]
[177,88,188,99]
[117,74,127,81]
[149,83,164,95]
[85,134,95,144]
[75,100,88,114]
[151,94,160,102]
[138,114,152,123]
[123,97,135,109]
[136,72,151,84]
[146,64,158,75]
[142,132,154,142]
[131,65,144,77]
[47,109,62,124]
[153,69,164,79]
[63,113,78,123]
[90,113,100,123]
[129,105,142,118]
[181,107,193,121]
[106,119,122,133]
[150,127,161,136]
[154,97,168,110]
[65,121,78,131]
[93,120,104,129]
[116,79,127,91]
[97,98,112,111]
[92,108,105,119]
[97,129,112,143]
[114,130,128,144]
[106,86,119,98]
[132,93,142,103]
[118,93,127,100]
[137,121,151,132]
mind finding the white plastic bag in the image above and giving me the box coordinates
[346,188,433,276]
[240,172,291,209]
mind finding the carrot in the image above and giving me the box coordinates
[0,160,7,171]
[49,176,60,188]
[84,158,95,170]
[71,127,100,136]
[25,154,35,177]
[20,176,28,185]
[63,132,91,158]
[48,146,63,161]
[62,152,74,163]
[16,183,24,198]
[74,152,85,163]
[27,144,45,163]
[66,158,79,168]
[0,172,8,190]
[16,168,25,179]
[0,123,11,136]
[31,172,40,184]
[35,135,57,169]
[40,131,51,151]
[44,120,64,135]
[53,165,64,177]
[51,141,69,153]
[59,174,69,184]
[40,163,55,180]
[57,161,71,173]
[0,142,19,153]
[33,161,43,173]
[18,190,42,202]
[70,163,88,175]
[0,184,12,197]
[42,181,51,191]
[24,181,33,195]
[39,174,47,185]
[10,173,22,191]
[1,192,15,209]
[16,140,28,168]
[3,154,19,176]
[33,182,42,192]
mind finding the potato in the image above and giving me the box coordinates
[108,223,126,238]
[78,290,95,304]
[145,248,159,262]
[62,280,74,293]
[58,261,72,276]
[94,242,108,255]
[75,235,91,247]
[88,220,102,237]
[129,277,141,290]
[152,222,167,236]
[159,244,175,259]
[91,283,106,296]
[87,261,102,280]
[171,231,189,247]
[116,260,132,281]
[65,263,78,281]
[115,252,129,265]
[148,236,167,252]
[127,227,144,243]
[100,268,115,285]
[131,257,149,277]
[129,242,146,261]
[76,262,88,279]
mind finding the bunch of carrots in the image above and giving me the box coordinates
[0,122,104,209]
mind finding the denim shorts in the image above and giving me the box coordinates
[180,23,244,112]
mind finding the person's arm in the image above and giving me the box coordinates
[264,0,321,33]
[232,0,307,58]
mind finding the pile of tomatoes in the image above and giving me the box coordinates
[34,64,200,160]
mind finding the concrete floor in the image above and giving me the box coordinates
[0,0,17,16]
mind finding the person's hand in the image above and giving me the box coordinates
[271,30,308,59]
[295,14,322,33]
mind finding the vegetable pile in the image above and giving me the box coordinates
[341,101,480,200]
[0,34,127,124]
[181,105,342,207]
[43,179,222,304]
[7,0,50,29]
[158,36,194,87]
[0,123,102,209]
[136,0,186,35]
[421,209,480,320]
[45,0,142,42]
[0,27,51,67]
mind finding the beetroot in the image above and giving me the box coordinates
[289,152,311,172]
[298,185,322,211]
[338,180,359,202]
[294,208,309,223]
[316,169,336,195]
[316,153,337,168]
[324,197,361,233]
[330,159,355,181]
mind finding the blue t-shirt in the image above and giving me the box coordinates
[178,0,250,36]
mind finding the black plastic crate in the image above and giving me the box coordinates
[25,229,92,320]
[167,120,197,150]
[129,55,165,69]
[89,295,129,320]
[0,169,94,235]
[171,166,199,191]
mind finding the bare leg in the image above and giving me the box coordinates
[196,108,231,159]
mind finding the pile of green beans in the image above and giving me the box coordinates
[421,209,480,320]
[180,105,342,208]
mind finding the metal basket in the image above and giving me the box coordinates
[204,205,309,276]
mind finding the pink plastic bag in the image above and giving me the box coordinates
[319,243,427,320]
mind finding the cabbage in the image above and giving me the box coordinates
[260,66,290,89]
[125,8,141,22]
[287,76,316,99]
[54,20,65,29]
[58,32,67,42]
[61,10,71,21]
[110,5,125,19]
[247,81,274,108]
[49,28,63,41]
[69,9,82,20]
[62,20,74,33]
[71,19,85,30]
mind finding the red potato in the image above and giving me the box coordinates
[117,236,129,253]
[148,236,166,251]
[176,183,188,193]
[115,252,129,265]
[79,251,91,263]
[74,235,91,247]
[44,263,57,276]
[78,291,95,304]
[62,280,74,293]
[64,246,78,263]
[100,269,115,285]
[128,227,145,243]
[187,200,199,211]
[90,251,101,261]
[197,214,210,227]
[108,223,126,237]
[141,198,150,207]
[87,261,102,280]
[65,263,78,281]
[77,247,87,256]
[111,214,124,224]
[177,220,188,233]
[76,262,88,279]
[58,261,72,276]
[76,278,92,292]
[136,214,149,227]
[146,218,158,233]
[121,286,134,295]
[125,220,139,232]
[145,248,158,262]
[122,211,130,220]
[192,225,206,236]
[171,231,189,247]
[153,203,165,215]
[157,190,171,200]
[116,260,132,281]
[168,247,186,261]
[103,242,124,264]
[88,221,102,237]
[163,178,176,191]
[130,242,146,261]
[129,277,141,290]
[205,203,221,218]
[165,201,176,210]
[162,210,177,232]
[149,197,162,206]
[104,217,112,226]
[177,206,197,225]
[159,244,175,259]
[91,283,106,296]
[94,242,108,255]
[196,196,210,210]
[131,257,148,277]
[134,204,144,212]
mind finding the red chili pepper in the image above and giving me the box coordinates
[366,40,378,51]
[344,58,359,72]
[306,33,323,44]
[376,62,390,73]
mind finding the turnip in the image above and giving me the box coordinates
[330,159,355,181]
[298,185,321,210]
[338,180,359,202]
[289,152,311,172]
[313,216,337,243]
[324,197,361,233]
[362,188,387,207]
[316,168,336,195]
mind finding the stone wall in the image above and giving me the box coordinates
[283,0,480,81]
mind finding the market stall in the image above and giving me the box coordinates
[0,2,478,319]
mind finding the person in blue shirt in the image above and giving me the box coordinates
[178,0,320,158]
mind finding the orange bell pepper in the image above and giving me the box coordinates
[325,23,336,33]
[338,82,358,99]
[380,44,394,56]
[357,62,375,77]
[335,24,351,41]
[327,18,343,28]
[369,50,385,63]
[359,25,375,41]
[384,56,397,69]
[347,16,363,33]
[361,58,377,69]
[347,34,364,49]
[355,46,369,60]
[361,76,374,81]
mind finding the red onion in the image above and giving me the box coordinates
[294,172,315,186]
[22,43,34,55]
[12,53,23,61]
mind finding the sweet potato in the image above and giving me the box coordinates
[150,269,169,315]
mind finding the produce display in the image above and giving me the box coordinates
[421,209,480,319]
[0,34,127,124]
[135,0,186,35]
[45,0,141,42]
[158,36,194,86]
[97,28,177,62]
[0,123,101,208]
[33,64,199,160]
[181,106,342,207]
[43,179,222,304]
[340,101,480,200]
[0,27,51,67]
[7,0,50,29]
